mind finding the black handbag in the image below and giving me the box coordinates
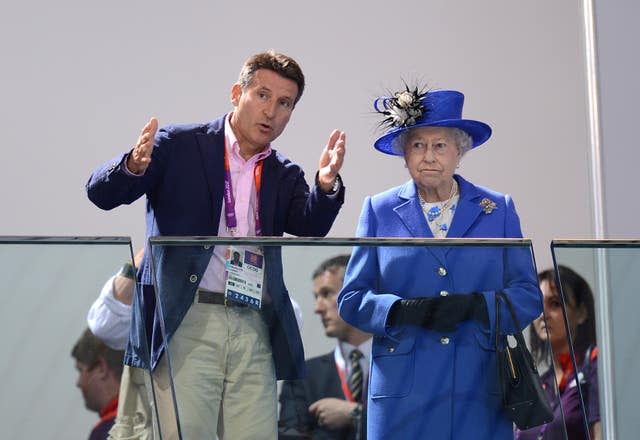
[495,291,553,430]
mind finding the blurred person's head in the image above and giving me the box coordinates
[531,266,596,364]
[312,255,369,345]
[71,328,124,412]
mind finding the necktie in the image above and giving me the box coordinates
[348,349,364,402]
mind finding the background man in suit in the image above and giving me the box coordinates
[279,255,371,440]
[86,50,346,439]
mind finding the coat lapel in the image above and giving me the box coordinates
[394,181,431,238]
[393,181,447,265]
[447,175,483,239]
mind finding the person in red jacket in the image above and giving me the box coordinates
[71,328,124,440]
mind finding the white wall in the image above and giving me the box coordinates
[0,1,594,437]
[592,0,640,437]
[596,0,640,237]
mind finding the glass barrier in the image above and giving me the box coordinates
[552,240,640,440]
[0,237,145,440]
[146,236,557,440]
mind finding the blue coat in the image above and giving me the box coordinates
[86,115,344,380]
[338,175,542,440]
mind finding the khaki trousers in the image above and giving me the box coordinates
[108,365,158,440]
[152,301,277,440]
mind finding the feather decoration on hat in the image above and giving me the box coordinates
[374,84,429,129]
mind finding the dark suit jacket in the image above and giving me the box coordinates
[279,352,366,440]
[86,115,344,379]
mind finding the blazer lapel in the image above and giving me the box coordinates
[324,353,345,398]
[393,181,447,265]
[196,119,226,227]
[259,152,278,235]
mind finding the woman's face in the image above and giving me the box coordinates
[533,279,586,353]
[402,126,461,196]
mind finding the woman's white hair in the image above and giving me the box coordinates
[392,127,473,157]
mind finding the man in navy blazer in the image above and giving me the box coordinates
[86,51,346,439]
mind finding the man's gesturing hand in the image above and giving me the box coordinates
[317,129,346,193]
[126,117,158,175]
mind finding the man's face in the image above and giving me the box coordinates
[75,361,102,413]
[313,268,350,340]
[230,69,298,158]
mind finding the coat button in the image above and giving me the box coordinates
[438,267,447,276]
[387,347,395,353]
[440,290,449,297]
[203,245,211,250]
[440,337,450,345]
[189,274,198,283]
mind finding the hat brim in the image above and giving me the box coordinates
[374,119,492,156]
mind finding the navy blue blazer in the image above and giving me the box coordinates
[86,115,344,379]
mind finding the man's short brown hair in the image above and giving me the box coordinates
[71,328,125,379]
[238,50,305,105]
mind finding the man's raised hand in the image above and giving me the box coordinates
[126,117,158,175]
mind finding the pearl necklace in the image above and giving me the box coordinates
[418,180,458,235]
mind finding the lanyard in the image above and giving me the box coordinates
[223,146,263,235]
[334,346,356,402]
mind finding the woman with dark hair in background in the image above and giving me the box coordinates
[517,265,601,440]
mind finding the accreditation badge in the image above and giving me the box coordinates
[224,246,264,309]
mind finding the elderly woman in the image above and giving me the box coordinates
[337,88,543,439]
[517,266,600,440]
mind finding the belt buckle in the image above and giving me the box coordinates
[224,296,229,307]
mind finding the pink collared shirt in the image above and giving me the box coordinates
[199,113,272,292]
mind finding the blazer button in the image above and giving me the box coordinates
[440,290,449,297]
[203,245,211,250]
[387,347,395,353]
[438,267,447,277]
[440,337,450,345]
[189,274,198,283]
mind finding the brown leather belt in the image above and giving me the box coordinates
[196,289,247,308]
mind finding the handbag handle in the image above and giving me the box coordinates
[495,291,530,381]
[495,291,525,334]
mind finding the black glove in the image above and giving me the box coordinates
[388,293,488,332]
[426,293,488,331]
[387,297,437,327]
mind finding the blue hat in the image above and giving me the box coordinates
[373,89,492,156]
